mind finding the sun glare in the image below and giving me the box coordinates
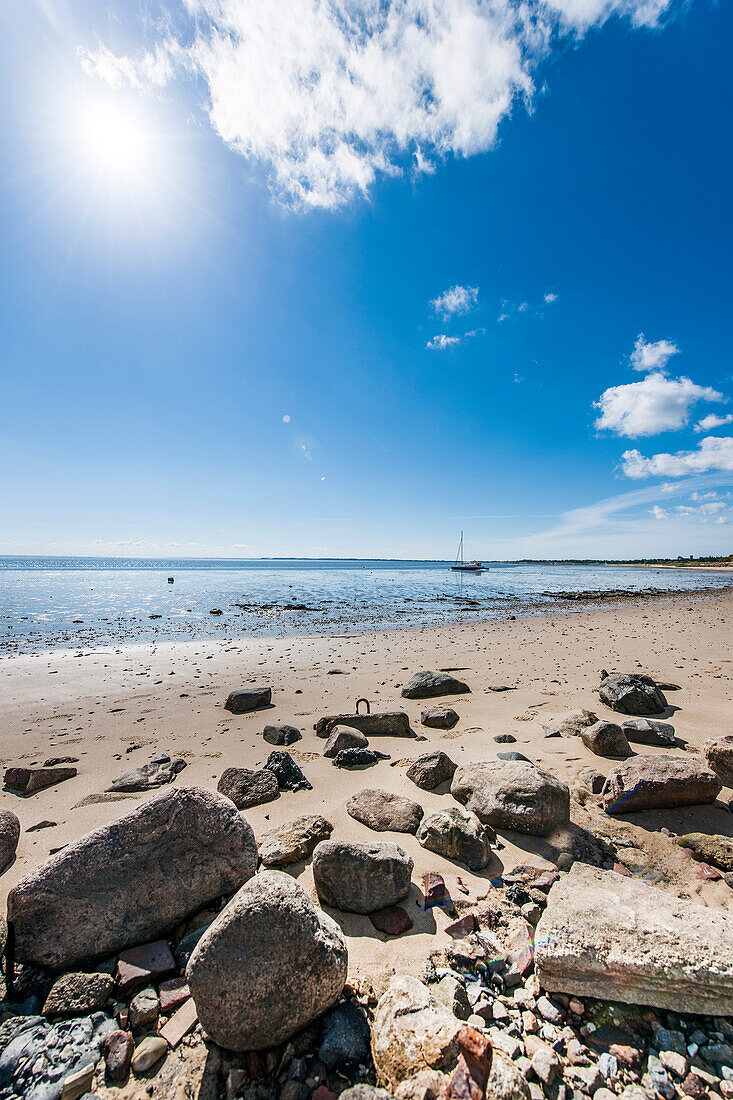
[75,101,150,186]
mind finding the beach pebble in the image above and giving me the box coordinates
[347,788,424,834]
[312,838,413,913]
[128,987,159,1030]
[131,1036,168,1074]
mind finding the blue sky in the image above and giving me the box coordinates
[0,0,731,559]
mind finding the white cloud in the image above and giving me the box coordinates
[621,436,733,479]
[695,412,733,432]
[594,372,723,438]
[630,333,679,373]
[80,0,677,210]
[431,285,479,318]
[650,505,669,520]
[544,292,558,303]
[426,333,461,349]
[676,501,726,515]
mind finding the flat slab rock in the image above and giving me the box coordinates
[621,718,676,746]
[107,753,187,793]
[8,786,258,970]
[602,754,722,814]
[4,766,77,795]
[346,789,424,834]
[401,671,471,700]
[535,863,733,1015]
[314,712,412,738]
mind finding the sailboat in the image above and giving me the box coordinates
[451,531,486,572]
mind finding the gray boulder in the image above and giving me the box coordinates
[217,766,279,809]
[259,815,333,866]
[602,755,722,814]
[323,725,369,758]
[225,686,272,713]
[416,806,493,871]
[420,707,459,730]
[401,671,470,700]
[319,1002,371,1071]
[0,810,20,873]
[703,735,733,787]
[371,975,462,1091]
[313,839,413,914]
[451,759,570,836]
[347,789,424,834]
[107,753,187,793]
[187,871,347,1051]
[406,752,457,791]
[8,786,258,970]
[598,673,667,716]
[535,862,733,1014]
[263,723,302,746]
[264,750,312,791]
[621,718,676,747]
[580,721,632,758]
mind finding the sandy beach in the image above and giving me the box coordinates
[3,586,732,994]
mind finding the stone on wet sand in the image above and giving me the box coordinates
[43,971,115,1018]
[416,806,493,871]
[8,786,258,969]
[450,759,570,836]
[187,870,347,1050]
[323,724,369,757]
[598,673,667,716]
[602,754,722,814]
[703,735,733,787]
[621,718,676,746]
[225,686,272,713]
[107,753,187,793]
[401,671,471,699]
[333,748,390,768]
[677,832,733,871]
[4,766,77,795]
[262,723,302,746]
[0,809,20,872]
[406,751,457,791]
[580,721,632,759]
[420,707,459,730]
[313,839,413,913]
[259,814,333,866]
[347,788,424,834]
[264,750,312,791]
[535,862,733,1014]
[217,766,280,809]
[371,975,462,1091]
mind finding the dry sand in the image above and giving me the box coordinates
[2,587,732,990]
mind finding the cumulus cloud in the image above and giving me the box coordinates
[426,333,461,349]
[544,291,558,303]
[629,333,679,373]
[431,285,479,319]
[79,0,676,210]
[694,412,733,432]
[621,436,733,479]
[594,373,723,438]
[650,505,669,520]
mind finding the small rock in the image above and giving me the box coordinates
[347,788,424,834]
[536,995,563,1024]
[598,673,667,716]
[116,939,176,997]
[494,734,517,744]
[43,971,114,1018]
[421,708,460,730]
[580,721,632,759]
[259,815,333,866]
[434,974,472,1020]
[659,1050,688,1078]
[406,751,457,791]
[313,839,413,913]
[370,906,413,935]
[402,671,471,700]
[319,1002,371,1070]
[105,1028,134,1081]
[107,753,187,793]
[131,1035,168,1074]
[4,766,77,795]
[263,724,302,746]
[371,975,462,1091]
[225,686,272,713]
[60,1063,94,1100]
[0,810,20,872]
[704,736,733,788]
[451,759,570,836]
[416,806,493,871]
[158,976,190,1014]
[128,987,159,1030]
[217,766,280,808]
[333,748,391,768]
[602,755,722,813]
[264,750,312,792]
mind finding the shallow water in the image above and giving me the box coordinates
[1,556,731,653]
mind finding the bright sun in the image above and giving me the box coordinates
[75,101,150,185]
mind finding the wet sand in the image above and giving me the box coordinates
[1,586,732,991]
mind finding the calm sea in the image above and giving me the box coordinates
[1,556,731,653]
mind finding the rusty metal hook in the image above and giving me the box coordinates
[355,698,371,715]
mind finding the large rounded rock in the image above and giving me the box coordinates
[217,767,279,809]
[323,725,369,758]
[603,755,722,814]
[580,721,632,759]
[598,673,667,716]
[8,786,258,970]
[0,810,20,874]
[258,815,333,867]
[450,760,570,836]
[703,736,733,788]
[371,975,462,1091]
[187,871,347,1051]
[416,807,493,871]
[401,671,470,700]
[313,839,413,914]
[346,789,424,834]
[406,752,457,791]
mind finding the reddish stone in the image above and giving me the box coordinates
[160,997,198,1049]
[370,905,413,935]
[423,871,451,909]
[507,921,535,976]
[159,977,191,1014]
[530,871,560,893]
[683,1073,710,1099]
[116,939,175,996]
[445,914,476,939]
[443,1054,484,1100]
[569,998,585,1016]
[696,862,722,881]
[312,1089,338,1100]
[458,1025,492,1082]
[612,863,631,876]
[246,1051,266,1079]
[104,1029,134,1081]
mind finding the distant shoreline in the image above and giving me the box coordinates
[0,554,731,569]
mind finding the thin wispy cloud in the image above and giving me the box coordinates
[594,373,723,438]
[544,292,559,303]
[431,285,479,319]
[630,333,679,373]
[695,412,733,432]
[426,333,461,350]
[621,436,733,479]
[80,0,676,210]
